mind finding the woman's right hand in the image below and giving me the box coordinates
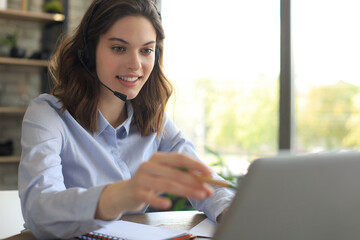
[95,152,214,220]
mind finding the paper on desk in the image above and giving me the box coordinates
[94,220,190,240]
[189,218,216,238]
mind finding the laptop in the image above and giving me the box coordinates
[213,151,360,240]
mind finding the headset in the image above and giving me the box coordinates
[77,0,161,101]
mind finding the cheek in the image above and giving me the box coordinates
[97,54,119,76]
[143,60,155,77]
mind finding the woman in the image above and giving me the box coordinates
[18,0,234,238]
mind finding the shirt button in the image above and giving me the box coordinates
[118,129,127,139]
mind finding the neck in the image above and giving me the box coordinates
[98,96,127,128]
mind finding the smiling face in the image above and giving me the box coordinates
[96,16,157,101]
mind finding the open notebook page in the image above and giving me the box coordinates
[82,220,191,240]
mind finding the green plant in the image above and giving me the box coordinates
[0,34,17,47]
[43,0,64,14]
[205,146,239,185]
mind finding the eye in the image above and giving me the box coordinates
[111,46,126,53]
[141,48,154,55]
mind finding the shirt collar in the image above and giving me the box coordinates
[95,101,134,137]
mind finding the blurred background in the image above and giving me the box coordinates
[0,0,359,190]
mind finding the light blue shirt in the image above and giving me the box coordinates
[18,94,234,239]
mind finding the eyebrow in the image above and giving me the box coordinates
[108,38,156,46]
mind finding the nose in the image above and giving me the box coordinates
[126,52,141,71]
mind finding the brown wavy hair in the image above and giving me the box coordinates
[49,0,172,136]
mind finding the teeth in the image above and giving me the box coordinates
[117,76,139,82]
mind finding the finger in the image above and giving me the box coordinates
[138,160,207,189]
[129,185,172,210]
[134,173,210,201]
[151,152,213,176]
[202,183,215,198]
[143,192,172,210]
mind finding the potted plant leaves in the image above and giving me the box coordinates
[9,34,26,58]
[0,34,26,58]
[0,34,13,56]
[43,0,64,14]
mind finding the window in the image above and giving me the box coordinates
[161,0,360,177]
[293,0,360,152]
[162,0,280,176]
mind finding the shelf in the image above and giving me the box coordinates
[0,9,65,23]
[0,56,48,67]
[0,155,20,163]
[0,107,27,115]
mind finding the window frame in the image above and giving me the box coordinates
[279,0,294,153]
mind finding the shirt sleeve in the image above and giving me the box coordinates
[18,97,113,239]
[158,115,235,222]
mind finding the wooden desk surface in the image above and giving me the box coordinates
[4,210,207,240]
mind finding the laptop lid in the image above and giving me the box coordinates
[213,151,360,240]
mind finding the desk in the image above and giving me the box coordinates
[3,210,207,240]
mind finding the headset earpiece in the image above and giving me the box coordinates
[154,46,160,65]
[78,48,89,69]
[78,45,90,67]
[77,49,83,62]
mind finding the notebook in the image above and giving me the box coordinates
[213,151,360,240]
[77,220,193,240]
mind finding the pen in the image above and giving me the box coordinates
[169,233,196,240]
[176,167,237,189]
